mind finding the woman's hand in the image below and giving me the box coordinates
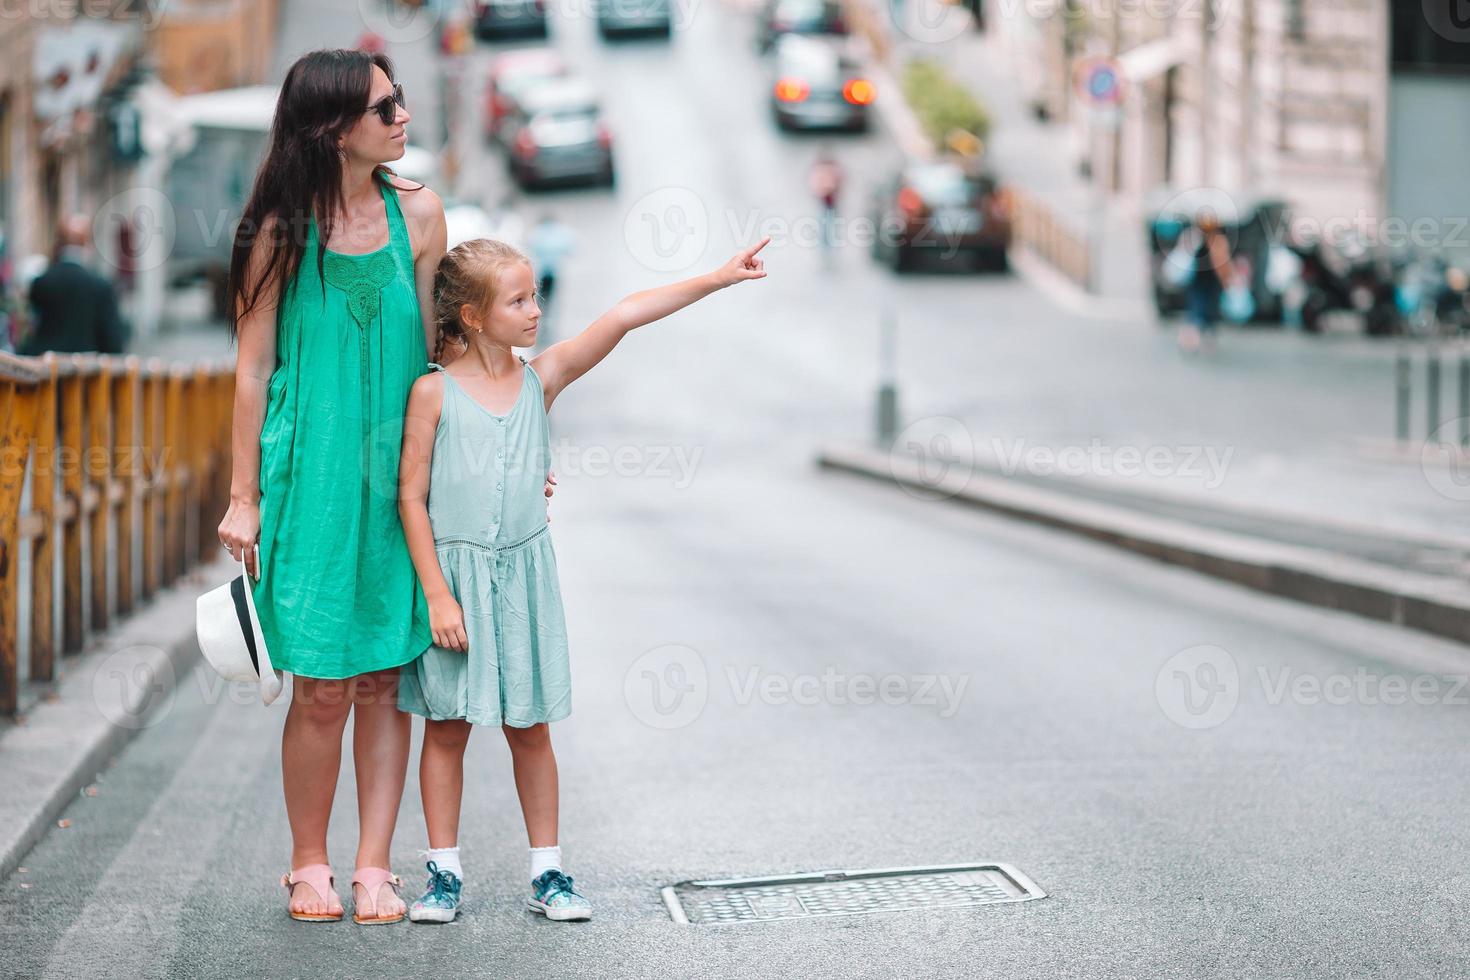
[712,236,770,289]
[544,468,556,522]
[218,497,261,579]
[429,592,468,653]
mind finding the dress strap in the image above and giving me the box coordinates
[379,177,414,267]
[426,362,444,373]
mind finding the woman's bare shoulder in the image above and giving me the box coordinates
[388,174,443,217]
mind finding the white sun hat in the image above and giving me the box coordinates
[195,547,284,706]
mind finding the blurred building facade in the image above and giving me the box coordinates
[152,0,281,95]
[993,1,1469,254]
[0,1,279,349]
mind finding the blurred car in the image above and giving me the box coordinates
[474,0,549,40]
[769,35,873,132]
[596,0,672,37]
[757,0,847,52]
[870,161,1012,272]
[503,78,616,189]
[484,47,567,143]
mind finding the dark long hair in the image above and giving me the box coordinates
[225,49,408,343]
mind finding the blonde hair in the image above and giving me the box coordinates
[431,238,533,364]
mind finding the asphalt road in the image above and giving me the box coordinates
[4,407,1469,977]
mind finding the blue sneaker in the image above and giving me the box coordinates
[529,869,592,921]
[408,861,462,924]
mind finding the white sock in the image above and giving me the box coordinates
[529,844,562,881]
[427,846,462,879]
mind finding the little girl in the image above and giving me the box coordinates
[396,234,769,923]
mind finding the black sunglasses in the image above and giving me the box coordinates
[364,83,406,126]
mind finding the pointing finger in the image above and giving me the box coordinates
[742,236,771,259]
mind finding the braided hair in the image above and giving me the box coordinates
[431,238,533,365]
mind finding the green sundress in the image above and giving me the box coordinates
[251,177,433,679]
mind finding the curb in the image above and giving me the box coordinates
[0,556,229,881]
[816,443,1470,646]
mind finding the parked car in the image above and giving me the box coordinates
[769,35,873,132]
[1146,187,1289,323]
[502,78,615,189]
[756,0,846,52]
[596,0,672,38]
[870,161,1011,272]
[484,47,567,143]
[474,0,549,41]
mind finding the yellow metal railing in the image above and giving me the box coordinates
[0,352,236,715]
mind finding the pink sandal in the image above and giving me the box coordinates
[281,864,344,922]
[352,867,406,925]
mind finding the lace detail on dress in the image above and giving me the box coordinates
[322,249,397,328]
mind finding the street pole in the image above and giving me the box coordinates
[876,298,898,447]
[1426,338,1442,444]
[1460,341,1470,448]
[1395,342,1410,445]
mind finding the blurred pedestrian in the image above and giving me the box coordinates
[356,30,386,54]
[527,212,576,335]
[1176,208,1234,354]
[809,148,844,269]
[20,215,129,355]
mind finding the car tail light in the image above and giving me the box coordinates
[896,187,926,218]
[843,79,875,105]
[513,129,538,158]
[774,78,810,102]
[597,123,613,150]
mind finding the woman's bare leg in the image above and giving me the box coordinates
[502,722,558,847]
[420,719,474,848]
[281,676,353,916]
[350,668,411,917]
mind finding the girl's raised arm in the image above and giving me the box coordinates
[532,236,769,410]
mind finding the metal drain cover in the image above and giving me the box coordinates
[661,862,1046,925]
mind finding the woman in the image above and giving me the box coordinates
[216,49,448,924]
[1179,208,1235,353]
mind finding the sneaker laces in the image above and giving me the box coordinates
[540,869,576,899]
[421,859,459,900]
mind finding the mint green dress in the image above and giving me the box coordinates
[252,178,434,679]
[397,357,572,727]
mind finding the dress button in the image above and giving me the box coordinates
[496,483,503,491]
